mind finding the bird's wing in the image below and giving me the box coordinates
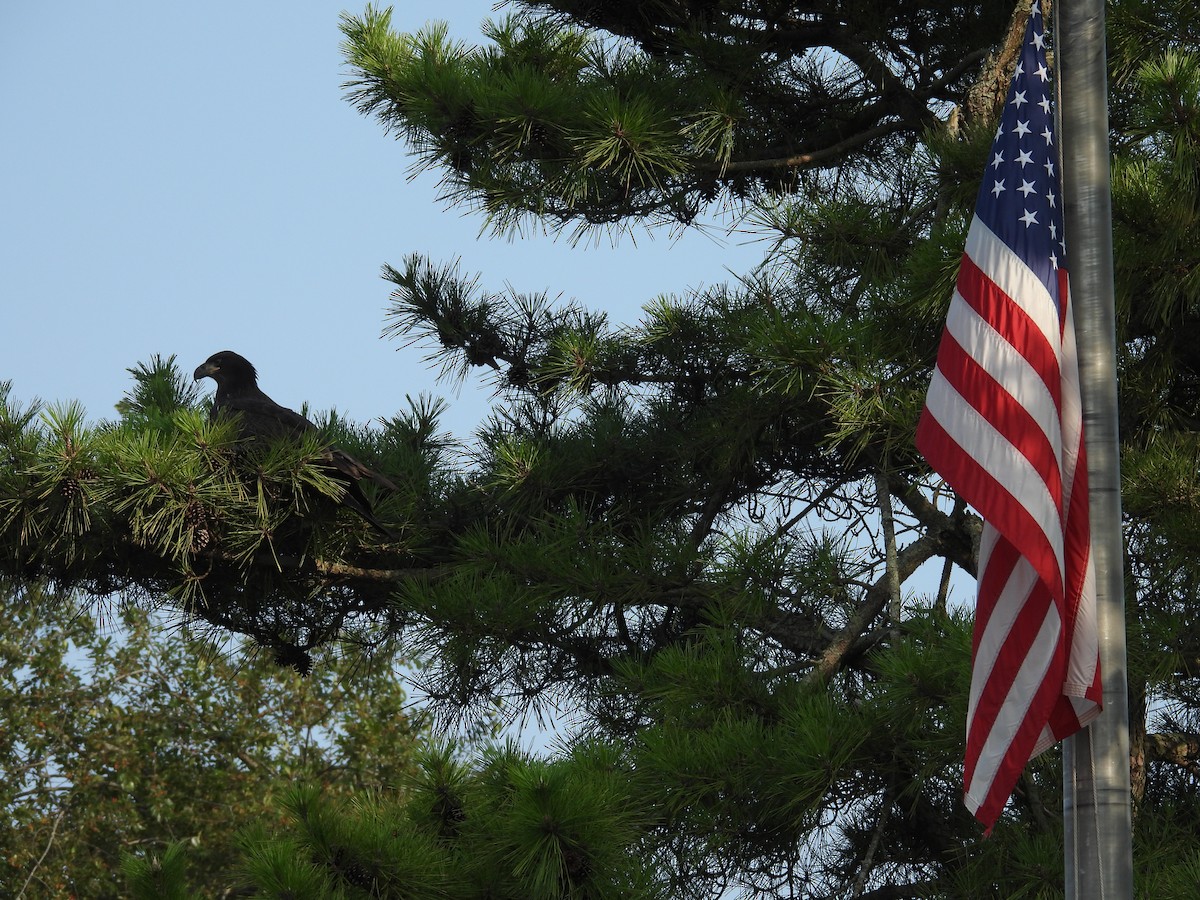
[325,447,399,493]
[216,395,316,441]
[314,446,398,537]
[216,396,395,489]
[212,393,397,536]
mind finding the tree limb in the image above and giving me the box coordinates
[805,530,942,686]
[17,806,66,900]
[700,120,907,174]
[874,470,902,633]
[1146,732,1200,771]
[886,473,979,577]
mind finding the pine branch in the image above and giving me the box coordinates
[874,470,902,634]
[805,530,942,686]
[699,120,909,175]
[1145,732,1200,772]
[848,786,894,898]
[885,472,979,578]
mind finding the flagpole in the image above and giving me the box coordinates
[1056,0,1134,896]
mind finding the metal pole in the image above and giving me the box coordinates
[1057,0,1134,896]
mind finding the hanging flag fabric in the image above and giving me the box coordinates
[915,6,1102,832]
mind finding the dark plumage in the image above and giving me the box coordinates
[193,350,397,536]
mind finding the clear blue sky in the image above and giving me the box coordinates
[1,0,762,438]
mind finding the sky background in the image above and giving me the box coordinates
[2,0,762,438]
[2,2,962,743]
[0,0,771,745]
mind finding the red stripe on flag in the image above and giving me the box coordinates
[956,255,1064,410]
[969,594,1071,830]
[966,568,1061,766]
[933,328,1063,513]
[915,404,1063,604]
[970,530,1020,660]
[1061,434,1092,634]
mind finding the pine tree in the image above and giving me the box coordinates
[5,1,1200,896]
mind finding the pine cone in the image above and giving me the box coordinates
[563,844,591,881]
[331,846,374,889]
[59,477,82,501]
[185,501,212,552]
[505,362,532,388]
[274,644,313,677]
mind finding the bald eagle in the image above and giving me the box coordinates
[193,350,396,536]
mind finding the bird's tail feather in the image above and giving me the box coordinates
[339,480,397,539]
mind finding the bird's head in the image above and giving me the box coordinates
[193,351,258,388]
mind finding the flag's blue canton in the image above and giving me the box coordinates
[974,7,1065,309]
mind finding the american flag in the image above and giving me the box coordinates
[915,6,1102,832]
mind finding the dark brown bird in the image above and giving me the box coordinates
[193,350,396,536]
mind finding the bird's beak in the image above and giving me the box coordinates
[193,362,218,382]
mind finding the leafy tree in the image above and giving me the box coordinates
[0,580,427,897]
[5,0,1200,897]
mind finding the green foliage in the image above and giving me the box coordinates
[114,354,204,433]
[121,843,190,900]
[8,0,1200,897]
[227,742,663,899]
[339,2,1011,236]
[0,581,427,897]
